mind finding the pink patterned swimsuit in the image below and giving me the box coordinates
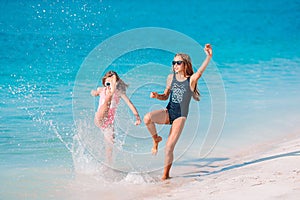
[96,88,121,129]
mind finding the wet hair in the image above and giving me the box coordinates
[102,71,128,93]
[174,53,200,101]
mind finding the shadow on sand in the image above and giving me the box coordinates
[177,150,300,178]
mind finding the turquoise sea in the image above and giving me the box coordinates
[1,0,300,199]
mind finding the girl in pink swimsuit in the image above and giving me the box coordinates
[91,71,141,163]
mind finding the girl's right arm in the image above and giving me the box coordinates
[91,87,103,96]
[150,74,172,101]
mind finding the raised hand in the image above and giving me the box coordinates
[204,44,213,57]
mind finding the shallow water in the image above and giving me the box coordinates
[1,0,300,199]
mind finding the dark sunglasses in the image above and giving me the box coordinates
[172,60,184,66]
[105,82,111,87]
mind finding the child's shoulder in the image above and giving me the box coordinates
[167,73,174,81]
[166,74,174,87]
[167,73,174,79]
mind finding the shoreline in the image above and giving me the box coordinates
[146,132,300,200]
[1,133,299,200]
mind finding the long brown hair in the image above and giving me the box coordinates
[174,53,200,101]
[102,71,128,93]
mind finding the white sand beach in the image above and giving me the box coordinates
[51,133,300,200]
[145,133,300,200]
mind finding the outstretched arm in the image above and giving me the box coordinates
[150,74,172,101]
[121,93,141,125]
[190,44,213,88]
[91,87,103,96]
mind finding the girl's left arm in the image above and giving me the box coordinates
[190,44,213,89]
[121,93,141,125]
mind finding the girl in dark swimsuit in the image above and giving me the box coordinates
[143,44,213,180]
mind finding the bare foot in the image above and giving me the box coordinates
[151,135,162,155]
[161,175,170,181]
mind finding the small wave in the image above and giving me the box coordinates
[121,172,157,184]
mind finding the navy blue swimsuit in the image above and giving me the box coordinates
[166,74,193,124]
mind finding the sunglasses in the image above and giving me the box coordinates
[105,82,111,87]
[172,60,184,66]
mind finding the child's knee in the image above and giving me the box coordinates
[143,113,151,125]
[165,144,175,155]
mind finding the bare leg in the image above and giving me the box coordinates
[102,127,115,164]
[144,109,169,155]
[94,76,117,127]
[162,117,186,180]
[94,95,113,127]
